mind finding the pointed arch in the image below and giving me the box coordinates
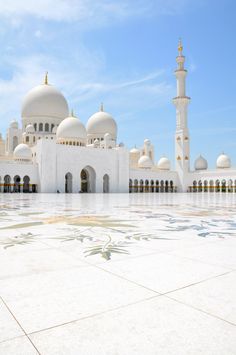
[80,166,96,193]
[103,174,109,193]
[65,172,73,193]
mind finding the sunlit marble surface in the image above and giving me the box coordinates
[0,193,235,354]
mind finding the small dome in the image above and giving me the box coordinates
[57,115,86,141]
[194,155,208,170]
[104,132,112,139]
[130,147,140,154]
[138,155,153,169]
[87,109,117,138]
[22,83,69,120]
[14,143,32,160]
[25,124,35,134]
[158,157,171,170]
[216,153,231,169]
[10,120,18,129]
[144,139,151,145]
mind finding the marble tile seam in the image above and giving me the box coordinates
[26,294,161,337]
[0,262,95,283]
[163,250,236,271]
[160,269,235,297]
[90,257,233,296]
[164,293,236,328]
[0,296,41,354]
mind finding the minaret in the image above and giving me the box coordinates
[173,39,191,192]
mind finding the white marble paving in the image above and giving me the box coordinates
[0,336,38,355]
[29,296,236,355]
[0,266,156,334]
[0,299,24,343]
[0,193,235,354]
[169,270,236,325]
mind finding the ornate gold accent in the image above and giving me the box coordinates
[185,156,189,160]
[177,136,181,141]
[44,71,48,85]
[185,136,188,140]
[178,38,183,53]
[177,155,181,160]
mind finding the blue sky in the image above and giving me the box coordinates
[0,0,235,169]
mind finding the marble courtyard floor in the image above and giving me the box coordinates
[0,193,235,355]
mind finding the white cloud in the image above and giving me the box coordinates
[0,48,173,135]
[34,30,42,38]
[0,0,204,26]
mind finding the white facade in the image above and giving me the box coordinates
[0,42,236,194]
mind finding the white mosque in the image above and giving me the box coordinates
[0,40,235,194]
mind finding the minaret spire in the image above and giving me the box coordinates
[44,71,48,85]
[173,39,191,191]
[178,38,183,56]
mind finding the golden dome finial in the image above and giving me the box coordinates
[71,109,75,117]
[100,102,104,112]
[44,71,48,85]
[178,38,183,54]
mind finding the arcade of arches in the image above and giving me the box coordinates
[64,167,106,193]
[0,175,37,193]
[129,179,176,193]
[189,179,236,192]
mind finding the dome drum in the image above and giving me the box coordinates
[21,83,69,131]
[86,109,117,144]
[138,155,153,169]
[158,157,171,170]
[56,115,87,146]
[216,153,231,169]
[194,155,208,171]
[14,143,32,161]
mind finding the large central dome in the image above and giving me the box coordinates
[21,82,69,120]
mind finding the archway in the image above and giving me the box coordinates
[80,166,96,193]
[150,180,154,192]
[198,180,202,192]
[23,176,30,193]
[139,180,144,193]
[215,180,220,192]
[4,175,11,193]
[221,179,226,193]
[103,174,109,193]
[165,180,169,193]
[14,175,21,193]
[204,180,208,192]
[145,180,149,193]
[209,180,214,192]
[160,180,164,193]
[134,179,138,193]
[65,172,73,193]
[228,179,233,193]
